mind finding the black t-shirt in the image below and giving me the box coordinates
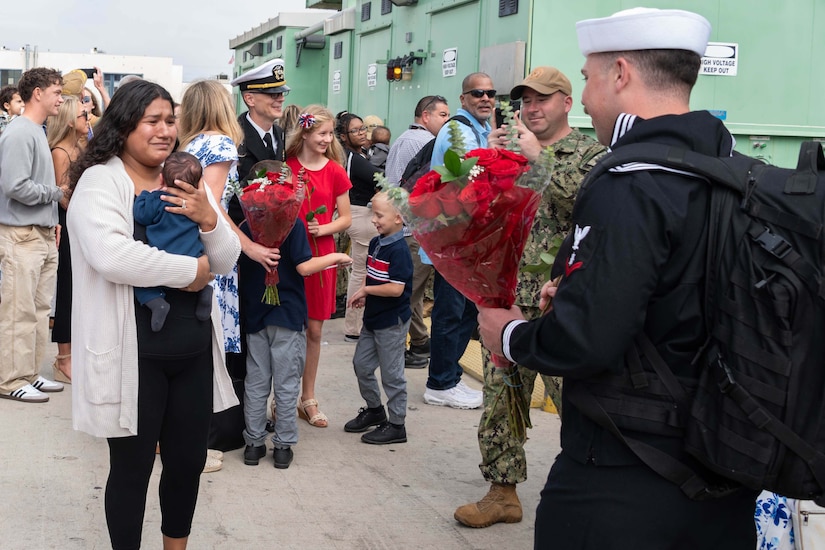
[133,221,211,358]
[346,149,382,207]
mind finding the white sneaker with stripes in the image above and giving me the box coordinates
[32,376,64,393]
[0,383,49,403]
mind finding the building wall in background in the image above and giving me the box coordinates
[0,48,184,103]
[232,0,824,168]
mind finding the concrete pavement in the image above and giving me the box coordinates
[0,318,561,549]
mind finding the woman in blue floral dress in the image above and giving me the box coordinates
[177,80,250,353]
[755,491,795,550]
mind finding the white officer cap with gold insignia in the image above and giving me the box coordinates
[231,58,291,94]
[576,7,711,57]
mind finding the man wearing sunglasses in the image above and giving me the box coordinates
[421,73,496,412]
[455,66,605,529]
[385,95,452,369]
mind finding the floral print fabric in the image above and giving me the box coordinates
[184,134,241,352]
[755,491,795,550]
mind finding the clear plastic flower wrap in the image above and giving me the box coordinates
[387,112,555,439]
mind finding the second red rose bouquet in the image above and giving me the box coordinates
[397,119,555,310]
[389,112,555,439]
[237,161,304,305]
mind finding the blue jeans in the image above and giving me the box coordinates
[426,270,477,390]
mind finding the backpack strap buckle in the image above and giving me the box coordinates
[751,227,792,259]
[707,347,737,393]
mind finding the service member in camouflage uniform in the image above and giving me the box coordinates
[455,67,605,528]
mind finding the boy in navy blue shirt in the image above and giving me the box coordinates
[345,191,413,444]
[240,217,351,468]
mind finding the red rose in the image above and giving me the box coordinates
[459,179,494,218]
[410,170,442,199]
[409,193,442,218]
[271,184,294,203]
[265,171,282,183]
[497,149,530,166]
[465,148,499,167]
[245,182,263,193]
[438,182,464,217]
[486,159,522,191]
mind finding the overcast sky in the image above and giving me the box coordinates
[2,0,309,81]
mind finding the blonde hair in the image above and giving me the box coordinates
[371,191,400,214]
[46,95,82,149]
[177,80,243,151]
[285,104,344,165]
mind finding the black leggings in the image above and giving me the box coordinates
[105,351,213,550]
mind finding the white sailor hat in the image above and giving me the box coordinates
[576,7,711,57]
[231,58,291,94]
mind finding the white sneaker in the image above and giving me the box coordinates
[207,449,224,461]
[0,383,49,403]
[32,376,64,393]
[423,386,483,409]
[455,380,483,400]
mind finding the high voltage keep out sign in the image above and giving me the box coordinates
[701,42,738,77]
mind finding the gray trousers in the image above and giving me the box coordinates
[244,325,306,448]
[352,319,410,424]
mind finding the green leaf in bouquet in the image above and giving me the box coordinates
[521,264,547,275]
[305,212,315,222]
[444,149,462,176]
[460,156,479,173]
[226,178,243,198]
[433,165,456,181]
[316,205,328,214]
[521,263,547,274]
[540,251,556,265]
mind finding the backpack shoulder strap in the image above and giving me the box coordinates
[786,141,825,194]
[586,142,755,195]
[449,114,482,147]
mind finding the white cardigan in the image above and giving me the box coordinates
[68,156,241,438]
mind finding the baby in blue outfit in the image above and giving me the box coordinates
[133,151,212,331]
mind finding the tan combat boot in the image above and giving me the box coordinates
[454,483,523,528]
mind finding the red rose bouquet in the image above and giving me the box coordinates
[390,110,555,439]
[237,161,304,305]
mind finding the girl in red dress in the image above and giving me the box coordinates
[286,105,352,427]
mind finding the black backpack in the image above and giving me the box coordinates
[569,141,825,502]
[399,115,475,191]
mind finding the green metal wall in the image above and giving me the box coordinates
[231,27,330,116]
[326,0,530,141]
[528,0,825,168]
[231,0,824,167]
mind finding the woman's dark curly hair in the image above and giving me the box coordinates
[335,110,362,142]
[68,80,174,188]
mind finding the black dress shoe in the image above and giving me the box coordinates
[265,420,275,433]
[361,421,407,445]
[273,447,293,469]
[243,444,266,466]
[344,406,387,433]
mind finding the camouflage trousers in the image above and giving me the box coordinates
[477,307,562,485]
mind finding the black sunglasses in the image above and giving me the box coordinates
[464,89,497,99]
[421,94,447,112]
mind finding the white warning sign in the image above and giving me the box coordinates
[442,48,457,78]
[701,42,738,76]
